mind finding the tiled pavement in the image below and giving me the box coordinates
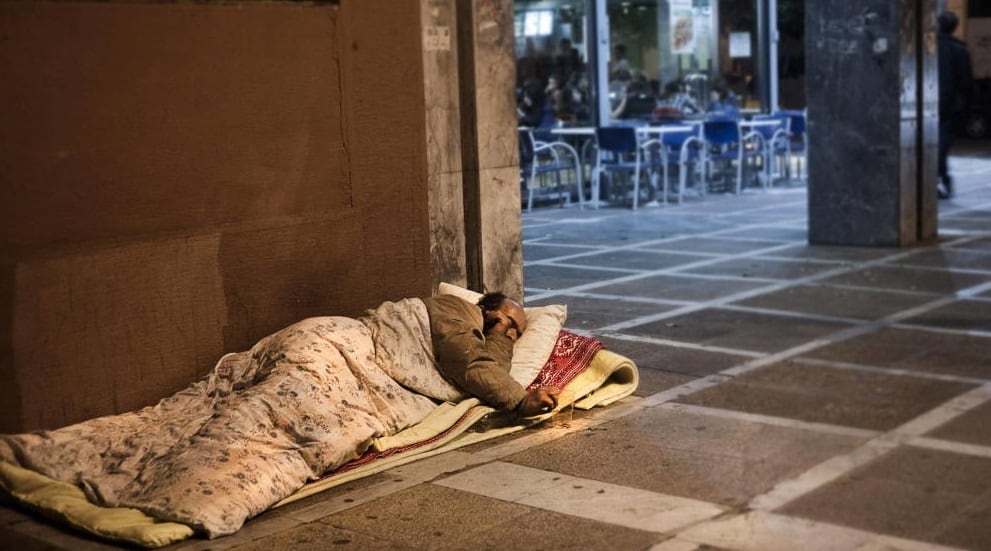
[3,148,991,550]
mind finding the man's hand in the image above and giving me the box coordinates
[517,387,561,417]
[486,312,520,341]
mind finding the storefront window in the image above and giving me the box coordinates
[514,2,594,128]
[515,0,776,129]
[606,0,764,121]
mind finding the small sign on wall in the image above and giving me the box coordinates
[424,26,451,51]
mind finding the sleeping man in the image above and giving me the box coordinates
[426,291,560,417]
[0,291,559,537]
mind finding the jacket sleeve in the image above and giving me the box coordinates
[425,296,528,411]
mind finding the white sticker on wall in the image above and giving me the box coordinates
[424,26,451,51]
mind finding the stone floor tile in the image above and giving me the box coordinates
[926,401,991,447]
[779,446,991,550]
[437,462,725,534]
[734,284,937,321]
[500,407,863,507]
[818,265,990,295]
[678,258,839,281]
[676,511,955,551]
[675,361,976,431]
[522,243,599,262]
[596,335,751,376]
[632,367,697,397]
[755,244,899,262]
[590,276,771,304]
[722,226,808,242]
[560,250,715,272]
[458,507,661,551]
[897,299,991,332]
[315,484,529,550]
[263,472,405,521]
[523,264,630,291]
[800,327,991,380]
[226,522,407,551]
[527,295,678,331]
[888,248,991,271]
[623,308,851,354]
[2,520,127,551]
[950,236,991,253]
[643,237,787,255]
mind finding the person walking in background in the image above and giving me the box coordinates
[937,11,974,199]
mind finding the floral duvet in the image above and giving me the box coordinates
[0,298,466,538]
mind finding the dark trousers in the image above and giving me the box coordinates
[938,116,954,186]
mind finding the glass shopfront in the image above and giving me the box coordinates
[514,0,798,128]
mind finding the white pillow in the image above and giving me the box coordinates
[436,282,566,386]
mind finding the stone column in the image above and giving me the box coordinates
[421,0,468,289]
[456,0,524,299]
[806,0,939,246]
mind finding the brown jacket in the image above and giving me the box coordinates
[423,294,527,411]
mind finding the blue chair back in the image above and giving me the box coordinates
[597,126,639,154]
[661,126,700,149]
[750,115,787,140]
[702,119,740,145]
[774,110,806,135]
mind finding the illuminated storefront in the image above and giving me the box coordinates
[514,0,806,128]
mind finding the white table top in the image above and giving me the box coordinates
[636,125,698,134]
[548,127,596,136]
[740,120,784,127]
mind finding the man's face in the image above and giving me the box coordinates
[498,298,528,337]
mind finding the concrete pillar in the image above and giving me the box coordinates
[456,0,524,299]
[421,1,469,289]
[806,0,939,246]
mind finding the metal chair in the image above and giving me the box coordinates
[700,118,764,196]
[774,109,808,182]
[654,123,704,204]
[518,128,584,212]
[747,114,791,187]
[594,126,661,210]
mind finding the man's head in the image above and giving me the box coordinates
[938,11,959,34]
[477,292,527,339]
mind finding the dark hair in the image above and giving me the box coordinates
[938,11,959,34]
[477,292,508,333]
[477,292,507,312]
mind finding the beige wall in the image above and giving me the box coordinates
[0,1,439,431]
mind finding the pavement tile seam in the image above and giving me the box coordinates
[717,303,868,326]
[546,290,695,307]
[792,357,991,386]
[601,331,766,359]
[532,262,645,274]
[747,384,991,512]
[670,510,965,551]
[433,461,728,535]
[659,402,882,441]
[892,321,991,340]
[908,437,991,460]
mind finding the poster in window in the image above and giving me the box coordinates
[729,32,752,58]
[670,0,695,54]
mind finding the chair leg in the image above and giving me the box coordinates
[632,165,640,210]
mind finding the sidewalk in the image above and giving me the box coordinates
[2,150,990,550]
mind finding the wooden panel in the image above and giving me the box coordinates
[12,236,227,430]
[0,2,347,251]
